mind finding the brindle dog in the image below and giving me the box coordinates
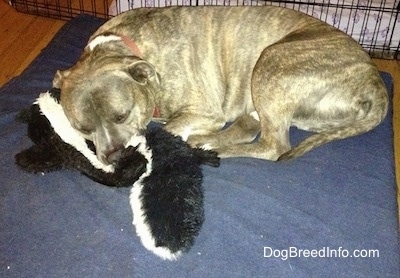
[53,6,388,165]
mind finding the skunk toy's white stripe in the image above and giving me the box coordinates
[127,135,183,261]
[35,92,114,173]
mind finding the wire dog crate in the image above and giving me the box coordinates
[10,0,400,59]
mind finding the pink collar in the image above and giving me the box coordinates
[119,34,143,59]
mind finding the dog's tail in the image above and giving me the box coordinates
[278,88,389,161]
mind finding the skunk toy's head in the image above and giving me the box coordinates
[15,88,220,260]
[15,88,147,186]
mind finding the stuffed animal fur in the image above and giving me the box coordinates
[15,88,220,260]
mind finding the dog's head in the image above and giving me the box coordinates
[54,48,160,165]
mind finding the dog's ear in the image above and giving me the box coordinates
[52,69,71,88]
[127,61,160,86]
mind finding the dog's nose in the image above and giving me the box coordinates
[105,148,123,165]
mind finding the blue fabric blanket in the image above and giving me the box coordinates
[0,15,399,277]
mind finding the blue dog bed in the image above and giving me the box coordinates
[0,15,399,277]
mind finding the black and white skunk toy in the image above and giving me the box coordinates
[15,88,220,260]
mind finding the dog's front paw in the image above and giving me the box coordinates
[15,146,63,173]
[113,146,148,186]
[187,135,217,150]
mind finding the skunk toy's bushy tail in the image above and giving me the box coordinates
[129,128,219,260]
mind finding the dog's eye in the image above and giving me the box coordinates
[114,113,129,124]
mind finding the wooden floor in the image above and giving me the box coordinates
[1,1,399,221]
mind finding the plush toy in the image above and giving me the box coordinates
[15,88,220,260]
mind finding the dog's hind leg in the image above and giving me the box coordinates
[233,29,388,161]
[278,76,388,161]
